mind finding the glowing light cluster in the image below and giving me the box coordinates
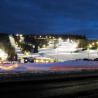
[0,49,8,60]
[19,34,24,42]
[34,57,55,63]
[0,64,18,71]
[55,38,79,52]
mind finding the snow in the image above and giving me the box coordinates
[39,49,98,61]
[8,35,98,73]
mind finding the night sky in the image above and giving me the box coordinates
[0,0,98,39]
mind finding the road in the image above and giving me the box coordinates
[0,73,98,98]
[1,60,98,72]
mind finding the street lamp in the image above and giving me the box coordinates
[40,36,41,38]
[88,44,92,48]
[19,34,23,37]
[92,42,95,46]
[16,34,19,36]
[58,37,63,41]
[96,42,98,44]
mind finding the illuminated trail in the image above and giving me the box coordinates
[55,38,79,52]
[9,35,16,47]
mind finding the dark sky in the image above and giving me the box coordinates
[0,0,98,39]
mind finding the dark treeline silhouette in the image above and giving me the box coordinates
[23,33,87,40]
[15,34,87,53]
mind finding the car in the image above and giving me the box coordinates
[94,58,98,61]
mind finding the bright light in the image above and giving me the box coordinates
[32,45,35,48]
[55,38,79,52]
[50,59,54,62]
[88,44,92,48]
[35,60,39,63]
[40,59,43,63]
[96,42,98,44]
[58,37,63,42]
[9,35,16,47]
[25,59,28,62]
[49,36,52,39]
[46,36,48,38]
[19,34,23,37]
[0,49,8,60]
[45,60,49,63]
[0,64,18,71]
[16,34,19,36]
[92,42,95,46]
[48,40,54,48]
[43,45,47,48]
[19,34,24,42]
[25,51,30,56]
